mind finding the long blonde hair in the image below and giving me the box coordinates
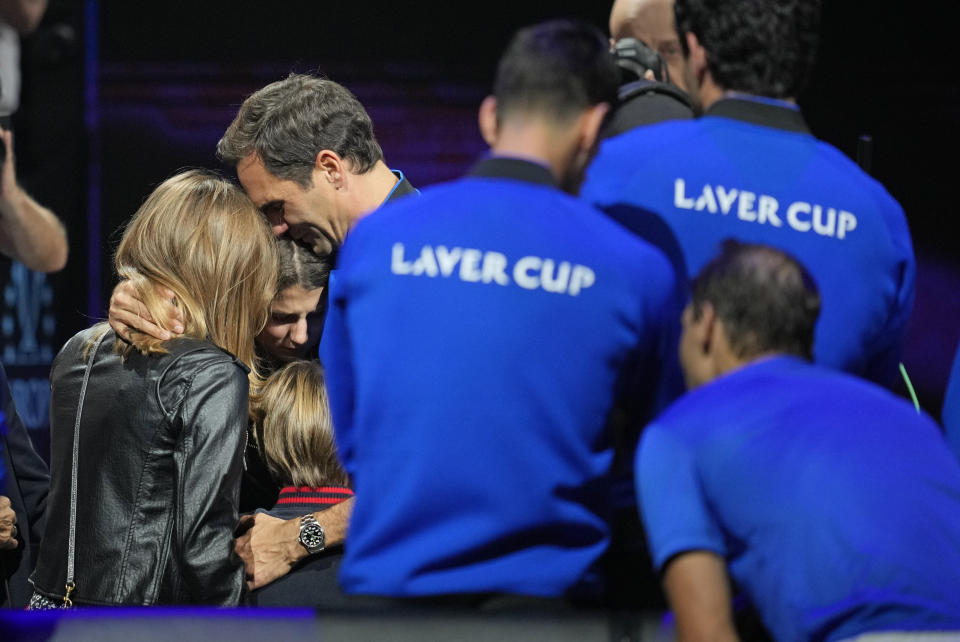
[112,169,279,375]
[250,361,349,488]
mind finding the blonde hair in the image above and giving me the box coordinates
[111,169,279,376]
[250,361,349,488]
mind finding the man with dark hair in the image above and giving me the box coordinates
[583,0,915,389]
[220,75,418,590]
[216,74,416,260]
[109,75,416,343]
[638,241,960,641]
[321,19,681,604]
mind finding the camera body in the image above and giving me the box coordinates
[612,37,669,84]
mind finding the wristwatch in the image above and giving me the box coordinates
[298,514,326,555]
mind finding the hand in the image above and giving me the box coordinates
[108,280,184,342]
[0,496,19,551]
[234,513,305,590]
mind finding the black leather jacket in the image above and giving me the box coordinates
[30,327,247,605]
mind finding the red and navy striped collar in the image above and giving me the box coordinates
[276,485,354,507]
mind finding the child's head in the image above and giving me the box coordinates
[251,361,349,487]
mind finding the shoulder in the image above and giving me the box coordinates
[603,84,694,137]
[156,338,249,414]
[338,180,461,264]
[809,139,911,236]
[651,361,786,435]
[595,118,703,164]
[585,119,702,201]
[159,338,249,383]
[52,324,111,373]
[355,179,465,230]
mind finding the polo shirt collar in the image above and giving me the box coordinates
[468,156,558,188]
[706,94,811,134]
[385,169,419,203]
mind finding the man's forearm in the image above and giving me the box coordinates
[278,498,353,566]
[664,551,739,642]
[314,497,352,548]
[236,497,354,589]
[0,188,68,272]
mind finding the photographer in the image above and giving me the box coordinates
[604,0,694,137]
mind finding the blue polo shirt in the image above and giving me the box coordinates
[637,356,960,641]
[583,97,915,387]
[322,156,681,598]
[943,341,960,459]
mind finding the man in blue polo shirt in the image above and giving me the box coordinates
[638,241,960,641]
[322,20,681,604]
[583,0,915,388]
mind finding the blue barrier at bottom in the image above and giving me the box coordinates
[0,607,672,642]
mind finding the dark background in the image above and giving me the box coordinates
[4,0,958,453]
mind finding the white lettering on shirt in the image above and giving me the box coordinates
[675,179,858,239]
[391,244,595,296]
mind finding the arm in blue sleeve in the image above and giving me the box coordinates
[320,271,357,477]
[864,201,916,388]
[943,341,960,460]
[636,424,726,570]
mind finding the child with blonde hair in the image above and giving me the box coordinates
[246,360,352,607]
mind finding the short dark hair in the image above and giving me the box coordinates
[674,0,821,98]
[494,19,619,123]
[691,240,820,360]
[216,74,384,187]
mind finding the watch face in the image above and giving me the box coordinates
[300,523,325,550]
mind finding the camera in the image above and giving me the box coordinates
[612,37,669,85]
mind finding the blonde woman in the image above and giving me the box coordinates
[29,170,278,607]
[246,361,352,607]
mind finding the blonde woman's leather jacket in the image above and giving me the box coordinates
[30,327,247,605]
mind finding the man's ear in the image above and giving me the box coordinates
[693,301,716,356]
[578,102,611,154]
[314,149,345,188]
[478,95,499,147]
[685,32,708,86]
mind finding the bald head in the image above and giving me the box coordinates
[609,0,688,91]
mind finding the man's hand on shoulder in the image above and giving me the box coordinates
[0,495,19,551]
[108,280,184,342]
